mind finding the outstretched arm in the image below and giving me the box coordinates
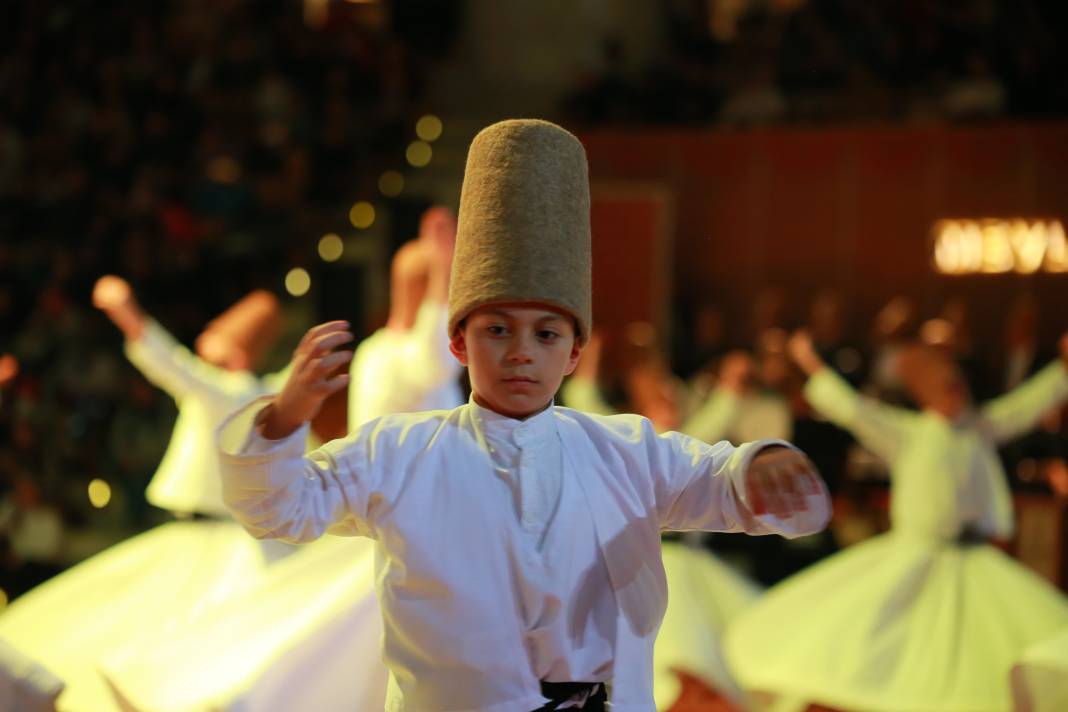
[789,330,914,463]
[650,420,829,538]
[95,275,237,401]
[980,334,1068,444]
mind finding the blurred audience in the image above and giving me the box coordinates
[0,0,435,596]
[567,0,1068,126]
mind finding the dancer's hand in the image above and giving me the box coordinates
[93,275,146,340]
[421,207,456,303]
[745,446,824,519]
[258,321,353,439]
[718,350,752,394]
[787,330,825,376]
[0,354,18,387]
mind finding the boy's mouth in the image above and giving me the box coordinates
[502,376,537,383]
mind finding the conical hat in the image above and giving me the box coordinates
[448,119,592,343]
[196,290,281,369]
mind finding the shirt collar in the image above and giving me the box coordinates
[468,394,557,447]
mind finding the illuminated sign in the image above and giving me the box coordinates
[933,219,1068,274]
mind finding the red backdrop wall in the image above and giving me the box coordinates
[581,122,1068,352]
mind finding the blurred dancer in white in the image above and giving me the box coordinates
[349,206,462,427]
[724,330,1068,712]
[0,278,386,712]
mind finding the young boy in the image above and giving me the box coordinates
[217,119,829,712]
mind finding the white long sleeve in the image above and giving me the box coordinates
[804,368,918,463]
[979,360,1068,444]
[125,319,252,403]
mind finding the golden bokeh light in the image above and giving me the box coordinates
[406,141,432,168]
[318,233,344,262]
[88,479,112,509]
[285,268,312,297]
[349,201,376,229]
[378,170,405,197]
[415,115,443,142]
[0,588,7,610]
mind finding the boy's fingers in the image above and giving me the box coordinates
[324,372,350,395]
[781,471,808,513]
[314,350,353,376]
[776,463,802,499]
[746,471,767,515]
[299,321,351,351]
[309,330,354,356]
[765,485,786,519]
[797,464,822,495]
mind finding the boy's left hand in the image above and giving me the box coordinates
[745,446,824,519]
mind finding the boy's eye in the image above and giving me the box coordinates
[487,324,508,336]
[537,329,560,340]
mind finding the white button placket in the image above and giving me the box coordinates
[516,430,535,536]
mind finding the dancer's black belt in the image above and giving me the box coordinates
[532,681,607,711]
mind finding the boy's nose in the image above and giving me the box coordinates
[506,336,534,363]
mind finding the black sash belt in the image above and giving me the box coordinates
[533,681,607,711]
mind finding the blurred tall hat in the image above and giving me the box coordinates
[196,289,282,367]
[448,119,592,342]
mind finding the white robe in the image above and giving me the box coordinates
[218,397,830,711]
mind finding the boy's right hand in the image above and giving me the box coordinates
[259,321,353,440]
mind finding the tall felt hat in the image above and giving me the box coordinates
[448,119,592,343]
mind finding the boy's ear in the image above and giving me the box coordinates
[562,338,583,377]
[449,329,469,366]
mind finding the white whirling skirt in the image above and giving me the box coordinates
[0,520,387,712]
[724,532,1068,712]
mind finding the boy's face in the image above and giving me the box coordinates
[450,303,582,419]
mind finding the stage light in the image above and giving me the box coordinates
[88,479,112,509]
[378,170,404,197]
[416,115,443,142]
[285,268,312,296]
[406,141,432,168]
[349,201,375,229]
[319,234,344,262]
